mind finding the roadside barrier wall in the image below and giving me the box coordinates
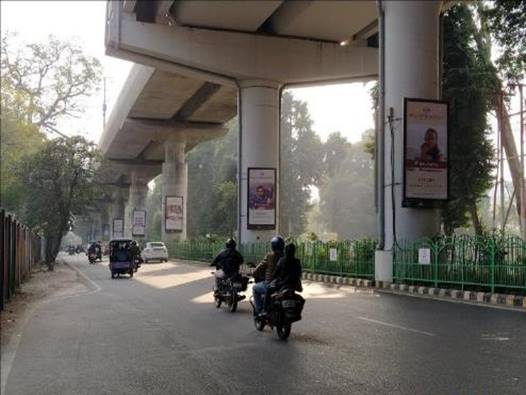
[0,209,43,311]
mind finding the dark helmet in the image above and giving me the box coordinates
[131,240,137,246]
[270,236,285,252]
[225,238,236,249]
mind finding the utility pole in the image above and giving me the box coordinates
[520,83,525,239]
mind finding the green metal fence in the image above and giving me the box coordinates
[167,239,377,279]
[394,235,526,293]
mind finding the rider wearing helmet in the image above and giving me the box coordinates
[251,235,285,316]
[210,238,244,291]
[129,240,142,268]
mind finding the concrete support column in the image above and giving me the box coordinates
[100,205,111,242]
[111,189,126,238]
[161,140,188,242]
[376,0,442,281]
[239,80,280,243]
[125,171,149,242]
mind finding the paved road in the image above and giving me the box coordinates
[4,254,526,394]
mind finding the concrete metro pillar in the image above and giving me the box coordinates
[376,0,442,282]
[111,189,126,238]
[239,81,280,244]
[125,171,149,242]
[161,140,188,242]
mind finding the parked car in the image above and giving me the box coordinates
[142,242,169,263]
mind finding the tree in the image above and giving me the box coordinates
[483,0,526,84]
[1,32,102,135]
[441,4,497,235]
[318,137,376,239]
[280,92,323,236]
[18,136,101,269]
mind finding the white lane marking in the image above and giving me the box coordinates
[357,316,436,337]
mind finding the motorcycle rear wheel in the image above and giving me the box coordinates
[215,297,222,308]
[254,317,265,331]
[276,323,291,340]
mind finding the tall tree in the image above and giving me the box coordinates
[441,4,497,234]
[280,92,323,236]
[18,137,101,269]
[1,33,102,136]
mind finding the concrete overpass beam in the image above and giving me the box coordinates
[161,140,188,242]
[376,0,442,282]
[239,81,280,244]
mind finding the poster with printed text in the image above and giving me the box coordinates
[165,196,183,232]
[132,210,146,236]
[404,98,448,204]
[113,218,124,239]
[248,168,276,229]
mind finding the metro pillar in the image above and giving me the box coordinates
[239,80,280,244]
[376,0,442,282]
[125,171,149,242]
[161,140,188,242]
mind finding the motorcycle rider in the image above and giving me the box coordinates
[210,238,244,292]
[87,242,97,260]
[251,235,285,316]
[129,240,142,269]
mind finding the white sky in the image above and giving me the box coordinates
[0,0,374,145]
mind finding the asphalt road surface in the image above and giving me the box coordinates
[3,254,526,394]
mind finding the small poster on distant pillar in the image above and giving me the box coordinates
[403,98,449,207]
[102,224,110,238]
[132,210,146,236]
[113,218,124,238]
[247,168,276,230]
[165,196,183,232]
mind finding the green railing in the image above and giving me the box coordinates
[167,239,377,279]
[394,235,526,293]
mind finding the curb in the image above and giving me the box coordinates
[301,272,373,289]
[379,282,526,311]
[301,272,526,311]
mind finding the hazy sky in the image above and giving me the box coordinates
[1,0,375,144]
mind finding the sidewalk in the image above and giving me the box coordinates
[1,257,88,392]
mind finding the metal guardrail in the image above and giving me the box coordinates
[394,235,526,293]
[1,209,44,311]
[166,239,377,279]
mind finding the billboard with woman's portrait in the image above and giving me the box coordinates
[404,98,449,206]
[247,168,276,229]
[165,196,183,232]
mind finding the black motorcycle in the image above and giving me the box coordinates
[213,273,249,313]
[88,251,97,264]
[250,287,305,340]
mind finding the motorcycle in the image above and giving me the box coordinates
[133,256,142,272]
[212,272,249,313]
[88,251,97,264]
[250,286,305,340]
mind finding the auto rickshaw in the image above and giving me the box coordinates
[109,239,135,279]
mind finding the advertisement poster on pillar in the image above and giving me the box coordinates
[404,98,449,206]
[248,168,276,230]
[113,218,124,238]
[165,196,183,232]
[132,210,146,236]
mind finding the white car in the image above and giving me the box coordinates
[142,242,169,263]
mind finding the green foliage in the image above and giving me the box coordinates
[483,0,526,83]
[1,32,102,135]
[186,122,237,238]
[441,4,498,234]
[280,92,324,236]
[17,136,101,266]
[318,140,376,239]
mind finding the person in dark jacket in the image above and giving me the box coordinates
[210,238,244,291]
[272,243,302,292]
[251,235,285,315]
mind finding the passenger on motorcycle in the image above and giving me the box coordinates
[129,241,142,267]
[263,243,302,312]
[210,238,244,292]
[251,235,285,316]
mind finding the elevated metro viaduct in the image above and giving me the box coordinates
[98,0,451,282]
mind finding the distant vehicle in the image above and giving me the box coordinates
[141,242,169,263]
[109,239,134,279]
